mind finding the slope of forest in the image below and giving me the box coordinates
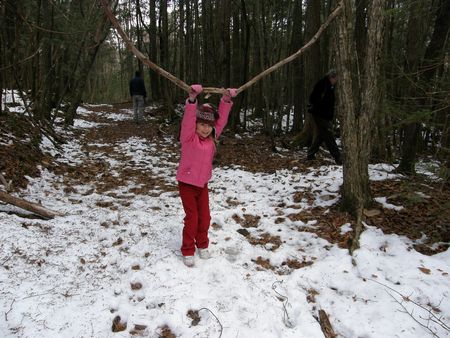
[1,1,449,336]
[0,96,449,337]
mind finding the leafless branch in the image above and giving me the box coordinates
[272,280,295,328]
[368,278,449,337]
[99,0,343,96]
[5,299,15,321]
[198,307,223,338]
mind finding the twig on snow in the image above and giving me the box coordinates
[368,278,449,337]
[1,255,12,266]
[386,291,440,338]
[5,299,15,321]
[198,307,223,338]
[272,280,295,328]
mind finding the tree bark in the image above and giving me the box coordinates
[335,0,385,251]
[290,0,304,133]
[396,1,428,175]
[159,0,175,119]
[297,0,321,146]
[149,0,160,100]
[65,4,112,125]
[318,309,337,338]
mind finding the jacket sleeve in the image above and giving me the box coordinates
[214,98,233,139]
[309,78,326,106]
[179,100,198,143]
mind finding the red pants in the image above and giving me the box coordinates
[178,181,211,256]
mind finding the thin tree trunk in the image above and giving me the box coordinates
[159,0,174,119]
[335,0,385,251]
[149,0,160,100]
[290,0,304,133]
[65,6,111,125]
[397,1,428,175]
[296,0,321,146]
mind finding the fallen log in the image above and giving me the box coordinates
[318,309,337,338]
[0,190,63,219]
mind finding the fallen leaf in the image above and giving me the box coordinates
[418,267,431,274]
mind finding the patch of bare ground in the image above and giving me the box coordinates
[0,114,50,189]
[369,178,449,255]
[286,177,449,255]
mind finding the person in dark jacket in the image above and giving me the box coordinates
[307,69,342,164]
[129,71,147,124]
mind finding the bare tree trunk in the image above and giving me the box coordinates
[335,0,385,251]
[65,5,111,125]
[149,0,160,100]
[192,0,200,81]
[396,1,429,175]
[290,0,304,133]
[159,0,174,119]
[355,0,368,72]
[296,0,321,147]
[218,0,231,87]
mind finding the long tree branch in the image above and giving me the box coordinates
[235,1,343,94]
[99,0,343,95]
[99,0,191,92]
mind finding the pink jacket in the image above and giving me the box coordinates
[176,98,233,187]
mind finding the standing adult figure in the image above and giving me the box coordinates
[129,70,147,124]
[307,69,342,165]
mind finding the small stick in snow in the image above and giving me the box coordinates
[5,299,15,321]
[272,281,295,328]
[198,307,223,338]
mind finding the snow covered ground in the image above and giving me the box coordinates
[0,106,449,338]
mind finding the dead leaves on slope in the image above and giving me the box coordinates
[288,207,353,249]
[252,256,315,275]
[370,179,449,255]
[232,213,260,228]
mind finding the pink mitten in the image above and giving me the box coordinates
[189,84,203,101]
[222,88,238,102]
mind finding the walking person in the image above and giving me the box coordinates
[129,70,147,124]
[176,84,237,267]
[307,69,342,165]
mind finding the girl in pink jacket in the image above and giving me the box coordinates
[176,84,237,267]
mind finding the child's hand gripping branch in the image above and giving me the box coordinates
[221,88,238,103]
[176,84,237,267]
[188,84,203,103]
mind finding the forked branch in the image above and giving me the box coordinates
[99,0,343,95]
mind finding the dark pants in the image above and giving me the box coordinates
[132,95,144,123]
[307,115,341,163]
[178,182,211,256]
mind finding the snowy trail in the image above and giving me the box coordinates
[0,106,449,338]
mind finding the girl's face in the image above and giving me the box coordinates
[196,122,213,138]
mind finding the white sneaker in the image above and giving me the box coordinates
[183,256,195,267]
[198,248,211,259]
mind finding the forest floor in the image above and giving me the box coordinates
[2,102,448,254]
[0,100,449,337]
